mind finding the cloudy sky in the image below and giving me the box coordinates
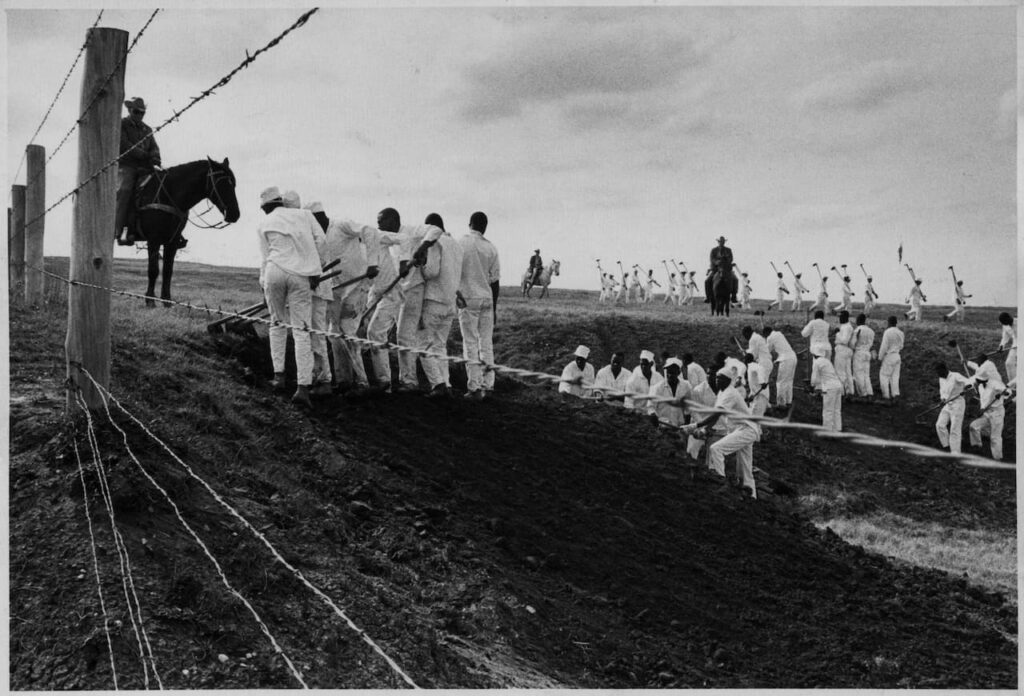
[5,4,1017,306]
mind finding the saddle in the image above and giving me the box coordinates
[126,171,187,245]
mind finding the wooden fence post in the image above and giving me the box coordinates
[66,27,128,412]
[24,145,45,305]
[9,185,26,298]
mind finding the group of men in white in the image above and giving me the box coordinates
[255,187,500,407]
[557,309,1017,499]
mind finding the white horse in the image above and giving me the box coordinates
[522,260,561,298]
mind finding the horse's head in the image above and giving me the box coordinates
[206,157,241,223]
[552,260,561,275]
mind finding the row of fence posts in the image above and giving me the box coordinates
[8,27,127,412]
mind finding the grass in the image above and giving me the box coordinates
[815,512,1017,601]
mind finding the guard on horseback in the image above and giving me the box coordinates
[704,235,739,304]
[528,249,543,285]
[115,97,186,249]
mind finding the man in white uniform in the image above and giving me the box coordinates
[832,310,855,395]
[594,352,631,401]
[742,326,773,379]
[967,353,1007,460]
[998,313,1017,383]
[791,273,810,313]
[863,276,879,316]
[851,313,875,402]
[808,276,829,315]
[682,353,708,387]
[256,186,322,408]
[766,272,789,311]
[739,273,753,310]
[933,362,971,454]
[644,269,660,304]
[419,214,464,398]
[649,357,691,426]
[291,198,336,396]
[877,315,905,406]
[626,350,664,411]
[944,280,972,323]
[457,212,500,400]
[832,275,854,315]
[375,207,444,392]
[801,310,832,359]
[764,326,797,412]
[810,344,843,431]
[905,279,926,322]
[559,345,595,397]
[743,353,771,418]
[693,369,761,499]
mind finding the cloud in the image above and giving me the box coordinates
[793,60,932,112]
[461,25,704,122]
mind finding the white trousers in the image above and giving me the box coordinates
[833,345,854,394]
[1005,348,1017,384]
[768,290,784,309]
[709,428,758,498]
[906,302,922,321]
[311,295,332,385]
[775,357,796,406]
[265,263,313,386]
[396,284,427,388]
[790,295,803,312]
[852,349,873,396]
[421,299,454,388]
[879,353,901,398]
[328,283,369,387]
[863,297,875,315]
[935,397,966,453]
[821,388,842,432]
[365,289,403,387]
[969,403,1004,460]
[459,298,495,392]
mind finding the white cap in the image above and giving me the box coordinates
[304,201,324,214]
[259,186,283,206]
[574,345,590,359]
[282,190,301,209]
[665,357,683,369]
[640,350,655,362]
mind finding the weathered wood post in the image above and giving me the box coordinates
[9,185,26,298]
[24,145,45,305]
[66,27,128,411]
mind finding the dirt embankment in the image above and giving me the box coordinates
[8,290,1018,689]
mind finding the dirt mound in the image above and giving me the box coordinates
[7,283,1017,689]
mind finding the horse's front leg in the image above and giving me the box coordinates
[146,242,160,308]
[160,246,177,306]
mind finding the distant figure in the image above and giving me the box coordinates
[808,276,829,314]
[810,345,843,432]
[833,276,853,315]
[998,312,1017,383]
[739,273,753,309]
[832,310,855,395]
[705,236,738,304]
[766,272,788,311]
[457,211,500,400]
[528,249,543,285]
[944,280,972,323]
[863,276,879,316]
[644,269,660,303]
[791,273,810,312]
[905,279,926,321]
[115,97,163,246]
[764,326,797,411]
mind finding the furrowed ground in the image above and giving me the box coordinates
[8,257,1017,689]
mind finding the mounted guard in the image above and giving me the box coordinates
[115,97,168,247]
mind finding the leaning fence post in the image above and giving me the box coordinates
[9,185,26,299]
[66,27,128,412]
[24,145,46,306]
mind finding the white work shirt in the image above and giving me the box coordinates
[650,378,692,426]
[801,318,831,350]
[377,223,444,291]
[852,325,875,352]
[422,232,464,306]
[766,331,796,361]
[878,326,905,358]
[999,322,1017,351]
[745,362,769,401]
[747,332,772,367]
[458,230,500,300]
[713,385,761,437]
[594,365,632,397]
[689,381,720,429]
[907,285,924,305]
[967,360,1005,392]
[558,361,595,397]
[938,371,971,402]
[811,356,843,392]
[953,285,968,304]
[324,218,378,289]
[834,323,854,350]
[721,357,747,385]
[776,278,789,293]
[364,227,400,296]
[685,362,708,386]
[257,207,321,280]
[626,368,664,410]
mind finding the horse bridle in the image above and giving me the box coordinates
[190,163,236,230]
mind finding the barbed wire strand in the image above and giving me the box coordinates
[78,391,162,689]
[23,8,319,231]
[40,261,1013,472]
[76,375,309,687]
[71,433,120,690]
[36,10,161,179]
[12,10,104,184]
[76,367,421,689]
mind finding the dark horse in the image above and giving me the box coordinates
[133,157,240,306]
[709,267,732,316]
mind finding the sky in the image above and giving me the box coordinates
[4,3,1019,307]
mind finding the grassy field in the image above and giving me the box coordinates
[7,256,1017,688]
